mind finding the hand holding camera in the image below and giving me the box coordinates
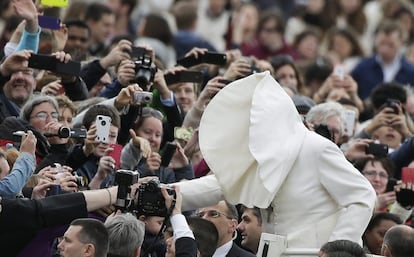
[161,185,181,216]
[114,84,147,109]
[117,60,136,86]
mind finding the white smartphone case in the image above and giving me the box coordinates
[96,115,112,143]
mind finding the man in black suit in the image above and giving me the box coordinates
[196,200,256,257]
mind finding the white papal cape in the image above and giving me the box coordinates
[177,72,375,249]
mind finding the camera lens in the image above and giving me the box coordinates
[101,120,106,126]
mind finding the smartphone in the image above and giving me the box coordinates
[160,142,177,167]
[402,167,414,184]
[38,16,60,30]
[41,0,69,7]
[333,65,344,80]
[383,98,400,114]
[107,144,123,169]
[343,109,356,137]
[95,115,112,143]
[46,184,61,197]
[176,52,227,67]
[218,79,233,85]
[365,143,389,158]
[386,178,398,192]
[164,71,203,85]
[28,54,81,76]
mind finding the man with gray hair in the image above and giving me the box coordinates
[306,102,345,145]
[381,224,414,257]
[105,212,145,257]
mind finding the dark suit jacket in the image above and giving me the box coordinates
[351,55,414,100]
[176,237,198,257]
[0,193,88,257]
[226,242,256,257]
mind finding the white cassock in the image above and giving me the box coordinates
[176,71,376,249]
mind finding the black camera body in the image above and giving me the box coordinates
[115,169,139,211]
[137,180,175,217]
[57,127,87,138]
[132,54,157,86]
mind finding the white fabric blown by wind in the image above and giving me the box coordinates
[199,71,308,208]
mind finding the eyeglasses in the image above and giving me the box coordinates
[195,210,234,220]
[30,111,59,121]
[363,170,389,179]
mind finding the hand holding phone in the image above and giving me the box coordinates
[177,52,227,67]
[106,144,123,169]
[38,16,61,30]
[402,167,414,184]
[28,54,81,76]
[365,143,389,158]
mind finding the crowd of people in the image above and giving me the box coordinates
[2,0,414,256]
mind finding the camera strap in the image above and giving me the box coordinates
[141,194,177,257]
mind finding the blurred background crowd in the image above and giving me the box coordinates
[2,0,414,256]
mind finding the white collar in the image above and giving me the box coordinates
[212,240,233,257]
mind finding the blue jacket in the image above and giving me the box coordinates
[351,55,414,100]
[0,152,35,198]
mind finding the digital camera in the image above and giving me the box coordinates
[132,54,157,86]
[115,169,139,212]
[137,180,175,217]
[133,91,153,104]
